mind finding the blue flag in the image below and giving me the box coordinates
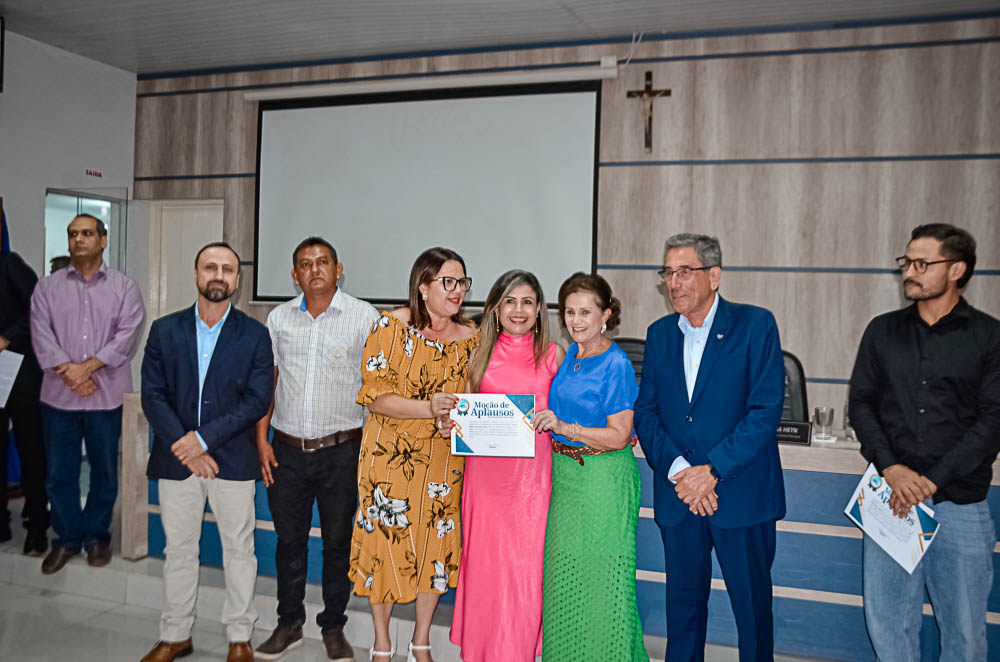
[1,198,9,254]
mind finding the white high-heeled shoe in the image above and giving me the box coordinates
[370,645,395,660]
[408,641,432,662]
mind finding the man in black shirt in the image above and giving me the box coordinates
[849,223,999,662]
[0,251,49,555]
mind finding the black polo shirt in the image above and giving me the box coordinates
[849,298,1000,504]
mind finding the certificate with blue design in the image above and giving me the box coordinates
[450,393,535,457]
[844,463,939,574]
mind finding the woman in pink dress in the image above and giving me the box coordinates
[449,269,564,662]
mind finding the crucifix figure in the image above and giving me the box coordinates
[627,71,671,153]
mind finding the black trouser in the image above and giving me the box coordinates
[267,437,360,632]
[1,399,49,534]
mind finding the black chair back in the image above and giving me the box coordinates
[615,337,647,383]
[782,350,809,422]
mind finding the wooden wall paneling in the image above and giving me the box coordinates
[220,178,257,260]
[600,268,913,379]
[135,91,257,176]
[600,42,1000,162]
[134,178,225,200]
[133,18,1000,96]
[961,279,1000,317]
[804,382,851,420]
[597,161,1000,267]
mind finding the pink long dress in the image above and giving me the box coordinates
[450,332,559,661]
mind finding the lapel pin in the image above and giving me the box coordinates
[716,334,724,340]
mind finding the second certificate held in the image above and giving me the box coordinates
[450,393,535,457]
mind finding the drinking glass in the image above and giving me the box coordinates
[814,406,835,442]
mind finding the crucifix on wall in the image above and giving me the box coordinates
[626,71,671,153]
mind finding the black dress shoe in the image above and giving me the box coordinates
[86,542,112,567]
[41,545,79,574]
[23,531,48,556]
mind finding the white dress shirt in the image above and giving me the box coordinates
[267,288,379,438]
[668,292,720,479]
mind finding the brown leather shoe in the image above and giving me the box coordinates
[226,641,253,662]
[41,546,79,574]
[86,542,112,567]
[322,627,354,661]
[140,638,193,662]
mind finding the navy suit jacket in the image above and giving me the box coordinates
[142,304,273,481]
[635,296,786,528]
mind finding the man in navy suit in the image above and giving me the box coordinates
[635,233,786,662]
[140,242,274,662]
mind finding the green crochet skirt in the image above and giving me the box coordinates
[541,448,649,661]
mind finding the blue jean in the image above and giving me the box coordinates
[863,499,995,662]
[42,405,122,550]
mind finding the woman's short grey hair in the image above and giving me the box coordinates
[664,233,722,268]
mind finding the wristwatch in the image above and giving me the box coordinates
[709,465,721,481]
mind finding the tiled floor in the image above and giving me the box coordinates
[1,490,823,662]
[0,583,826,662]
[0,583,376,661]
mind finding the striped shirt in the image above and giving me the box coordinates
[267,288,379,438]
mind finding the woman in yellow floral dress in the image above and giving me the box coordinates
[351,247,478,662]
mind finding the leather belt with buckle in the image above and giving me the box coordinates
[273,427,363,453]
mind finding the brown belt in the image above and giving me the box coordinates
[274,427,363,453]
[552,440,613,466]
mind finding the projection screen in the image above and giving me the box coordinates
[254,82,600,305]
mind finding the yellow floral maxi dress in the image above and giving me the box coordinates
[350,313,478,603]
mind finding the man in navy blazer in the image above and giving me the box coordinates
[141,242,273,662]
[635,233,786,662]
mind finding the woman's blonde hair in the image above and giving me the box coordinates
[467,270,550,392]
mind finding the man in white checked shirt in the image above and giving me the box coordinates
[254,237,379,661]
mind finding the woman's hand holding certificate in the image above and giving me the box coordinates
[449,393,536,457]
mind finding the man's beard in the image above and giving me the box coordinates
[903,278,947,302]
[199,281,233,302]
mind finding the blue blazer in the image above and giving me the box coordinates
[635,296,786,528]
[142,304,274,481]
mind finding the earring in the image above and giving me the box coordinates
[495,312,500,327]
[422,294,428,301]
[601,322,607,334]
[534,314,540,334]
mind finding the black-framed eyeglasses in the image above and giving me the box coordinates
[657,266,712,281]
[432,276,473,292]
[894,256,957,273]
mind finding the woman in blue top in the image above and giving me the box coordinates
[533,272,648,661]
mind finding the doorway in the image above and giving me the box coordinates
[43,188,128,275]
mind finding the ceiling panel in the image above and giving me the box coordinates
[0,0,997,75]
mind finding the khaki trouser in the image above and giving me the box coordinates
[158,476,257,642]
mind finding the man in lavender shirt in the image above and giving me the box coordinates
[30,213,145,574]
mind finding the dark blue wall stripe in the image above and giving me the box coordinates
[600,153,1000,167]
[597,264,1000,276]
[136,9,1000,80]
[134,173,256,181]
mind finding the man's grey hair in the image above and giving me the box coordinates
[664,233,722,268]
